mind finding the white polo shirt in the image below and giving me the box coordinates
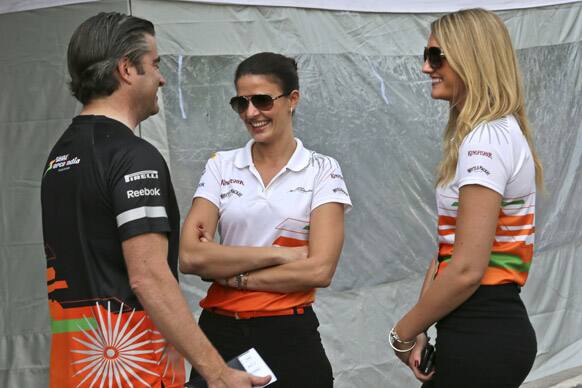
[193,138,352,312]
[435,115,536,286]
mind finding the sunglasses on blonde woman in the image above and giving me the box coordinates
[229,93,288,114]
[423,47,446,70]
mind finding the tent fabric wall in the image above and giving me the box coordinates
[178,0,581,13]
[0,1,581,387]
[1,0,581,14]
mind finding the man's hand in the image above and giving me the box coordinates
[207,367,271,388]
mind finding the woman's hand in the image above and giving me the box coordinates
[197,226,214,243]
[394,347,413,365]
[216,246,309,288]
[408,333,435,383]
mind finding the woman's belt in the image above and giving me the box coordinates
[207,305,312,320]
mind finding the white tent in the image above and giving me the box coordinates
[1,1,581,387]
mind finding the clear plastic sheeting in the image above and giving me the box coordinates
[0,1,581,387]
[2,0,580,14]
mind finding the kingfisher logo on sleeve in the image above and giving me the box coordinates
[468,150,493,159]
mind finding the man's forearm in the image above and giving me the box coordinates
[131,267,226,381]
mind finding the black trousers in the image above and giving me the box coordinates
[192,307,334,388]
[423,284,537,388]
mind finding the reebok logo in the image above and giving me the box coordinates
[127,187,161,198]
[124,170,159,183]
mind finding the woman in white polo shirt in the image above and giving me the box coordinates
[180,52,352,387]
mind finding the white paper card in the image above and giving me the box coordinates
[238,348,277,387]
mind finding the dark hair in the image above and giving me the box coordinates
[67,12,155,104]
[234,52,299,94]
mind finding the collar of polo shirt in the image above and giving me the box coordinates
[234,138,312,172]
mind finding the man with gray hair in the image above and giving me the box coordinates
[41,12,269,388]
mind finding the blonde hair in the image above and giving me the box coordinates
[432,8,543,188]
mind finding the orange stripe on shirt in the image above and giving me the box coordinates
[438,215,456,226]
[273,236,308,247]
[481,266,528,286]
[436,261,528,286]
[47,281,68,293]
[438,229,456,236]
[201,284,315,312]
[498,213,534,227]
[438,243,454,258]
[491,242,533,263]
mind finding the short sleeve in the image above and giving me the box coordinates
[110,143,173,241]
[456,121,514,195]
[311,155,353,213]
[193,154,221,207]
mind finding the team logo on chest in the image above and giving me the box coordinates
[44,154,81,175]
[221,178,244,186]
[220,178,244,199]
[220,189,243,199]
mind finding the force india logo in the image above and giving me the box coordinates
[44,154,81,175]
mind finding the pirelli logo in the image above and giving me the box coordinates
[124,170,159,183]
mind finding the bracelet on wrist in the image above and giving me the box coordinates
[389,327,416,353]
[242,272,248,290]
[235,272,249,290]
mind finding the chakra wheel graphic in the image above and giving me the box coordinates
[153,330,178,385]
[71,301,167,387]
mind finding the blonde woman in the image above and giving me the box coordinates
[391,9,542,387]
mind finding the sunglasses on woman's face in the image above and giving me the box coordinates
[229,93,287,114]
[423,46,446,70]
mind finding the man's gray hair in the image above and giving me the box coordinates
[67,12,155,104]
